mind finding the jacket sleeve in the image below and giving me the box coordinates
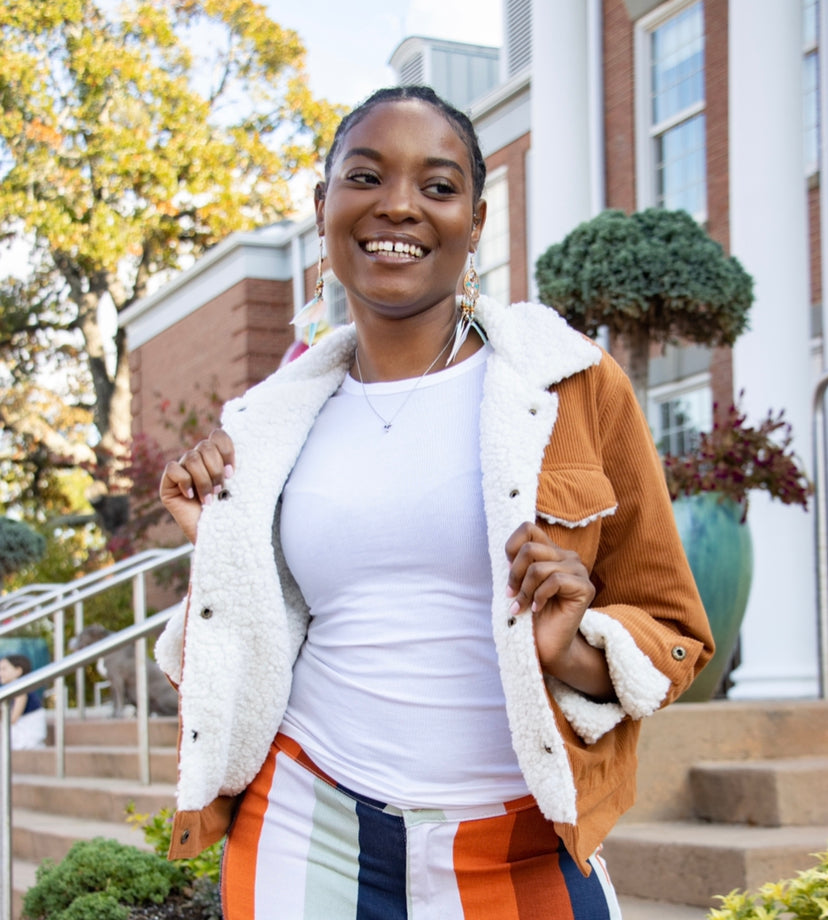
[544,354,714,743]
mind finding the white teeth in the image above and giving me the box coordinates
[364,240,425,258]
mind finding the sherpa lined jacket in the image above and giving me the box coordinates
[156,296,713,875]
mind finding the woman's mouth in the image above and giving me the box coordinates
[362,240,427,259]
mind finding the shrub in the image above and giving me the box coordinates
[708,849,828,919]
[21,837,188,920]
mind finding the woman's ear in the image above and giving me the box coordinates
[314,182,326,233]
[470,199,487,252]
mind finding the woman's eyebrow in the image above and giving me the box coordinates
[342,147,466,176]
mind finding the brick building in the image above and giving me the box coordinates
[123,0,822,699]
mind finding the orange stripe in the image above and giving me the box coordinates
[507,807,574,920]
[222,741,279,920]
[453,809,521,920]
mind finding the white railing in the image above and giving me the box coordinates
[0,544,192,920]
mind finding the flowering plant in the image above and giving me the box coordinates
[662,397,812,522]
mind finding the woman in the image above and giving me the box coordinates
[158,86,713,919]
[0,654,47,750]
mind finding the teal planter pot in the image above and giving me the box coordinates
[672,493,753,701]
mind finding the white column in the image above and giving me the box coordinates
[729,0,816,697]
[528,0,597,295]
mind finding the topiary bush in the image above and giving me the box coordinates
[21,837,189,920]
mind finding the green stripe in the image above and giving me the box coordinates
[304,777,360,918]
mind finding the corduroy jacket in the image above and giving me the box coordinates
[156,296,713,875]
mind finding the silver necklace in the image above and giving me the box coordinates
[354,336,452,432]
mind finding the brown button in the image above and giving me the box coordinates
[671,646,687,661]
[180,829,190,844]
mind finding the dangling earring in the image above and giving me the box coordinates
[291,236,327,346]
[446,251,483,365]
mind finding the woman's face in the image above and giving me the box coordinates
[317,100,486,326]
[0,658,23,684]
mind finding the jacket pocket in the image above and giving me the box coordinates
[536,468,617,571]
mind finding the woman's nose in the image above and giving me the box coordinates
[375,180,421,222]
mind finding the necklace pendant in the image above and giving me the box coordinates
[383,423,392,433]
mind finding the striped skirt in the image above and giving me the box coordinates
[222,733,622,920]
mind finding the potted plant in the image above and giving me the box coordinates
[662,397,812,700]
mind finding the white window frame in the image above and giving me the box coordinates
[804,0,820,177]
[634,0,707,221]
[647,371,712,455]
[476,165,511,306]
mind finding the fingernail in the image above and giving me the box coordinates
[509,600,521,616]
[186,488,194,499]
[203,493,213,506]
[213,483,222,495]
[224,465,234,479]
[505,585,516,598]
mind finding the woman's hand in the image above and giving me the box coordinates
[505,522,615,702]
[159,429,236,544]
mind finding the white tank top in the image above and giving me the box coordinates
[279,345,529,807]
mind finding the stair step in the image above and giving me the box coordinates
[12,807,151,864]
[11,858,38,920]
[12,774,176,823]
[603,820,828,909]
[11,745,178,782]
[690,755,828,826]
[617,895,710,919]
[52,715,178,748]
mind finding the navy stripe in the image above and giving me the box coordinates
[355,800,408,920]
[557,842,611,920]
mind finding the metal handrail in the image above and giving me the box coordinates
[0,544,191,920]
[813,372,828,699]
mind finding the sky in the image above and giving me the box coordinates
[264,0,504,108]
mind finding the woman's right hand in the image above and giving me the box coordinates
[159,428,236,544]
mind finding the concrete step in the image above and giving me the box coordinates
[617,895,709,919]
[11,858,37,920]
[690,755,828,827]
[11,745,177,783]
[628,700,828,823]
[51,715,178,748]
[603,820,828,909]
[12,774,176,823]
[12,807,151,863]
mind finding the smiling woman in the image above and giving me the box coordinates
[157,86,714,920]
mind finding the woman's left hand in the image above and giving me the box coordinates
[505,522,615,701]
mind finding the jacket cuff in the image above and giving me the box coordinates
[546,609,671,745]
[580,608,671,719]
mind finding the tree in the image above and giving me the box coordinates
[0,0,343,513]
[535,208,754,408]
[0,517,46,581]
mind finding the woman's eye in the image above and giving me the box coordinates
[425,179,456,196]
[346,170,380,185]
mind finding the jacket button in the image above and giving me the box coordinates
[200,607,213,619]
[529,407,538,416]
[217,488,230,501]
[180,829,190,844]
[671,645,687,661]
[507,616,517,627]
[509,489,520,498]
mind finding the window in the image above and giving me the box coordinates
[648,376,712,455]
[804,0,820,175]
[323,273,349,327]
[476,168,510,306]
[637,0,706,218]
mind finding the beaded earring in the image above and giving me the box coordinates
[446,251,484,365]
[290,236,327,346]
